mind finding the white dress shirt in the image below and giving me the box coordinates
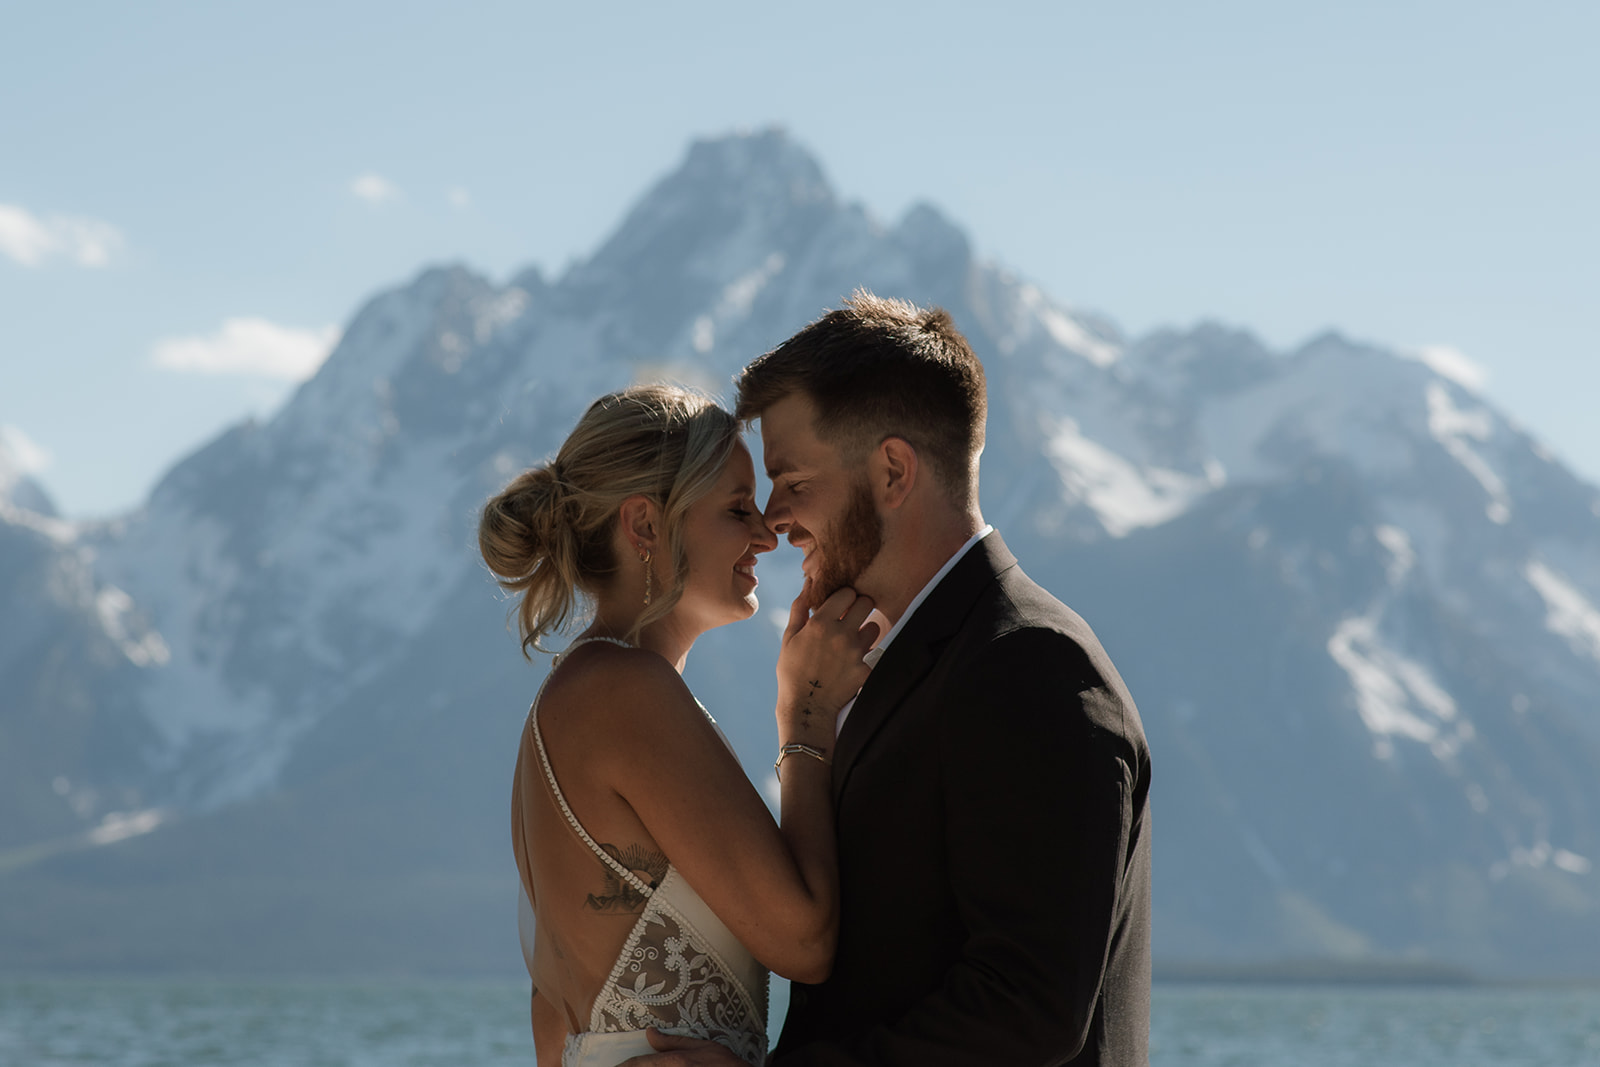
[836,525,994,736]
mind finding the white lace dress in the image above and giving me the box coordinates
[521,638,769,1067]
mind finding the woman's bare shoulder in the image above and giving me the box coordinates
[538,642,699,734]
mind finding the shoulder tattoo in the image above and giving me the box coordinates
[584,842,669,912]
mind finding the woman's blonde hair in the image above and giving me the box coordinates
[479,384,740,656]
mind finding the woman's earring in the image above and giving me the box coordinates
[641,550,653,607]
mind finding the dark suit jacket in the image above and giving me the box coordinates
[773,533,1152,1066]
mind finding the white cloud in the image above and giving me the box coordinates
[0,424,52,474]
[0,206,54,264]
[0,203,123,267]
[152,318,342,381]
[350,173,402,205]
[447,186,472,209]
[1405,344,1488,392]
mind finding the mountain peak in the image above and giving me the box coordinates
[0,428,58,517]
[894,201,972,269]
[677,127,833,199]
[577,128,836,285]
[553,128,845,349]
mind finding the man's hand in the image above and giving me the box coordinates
[616,1028,747,1066]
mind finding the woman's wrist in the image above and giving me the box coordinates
[776,700,835,740]
[776,726,832,749]
[774,742,831,779]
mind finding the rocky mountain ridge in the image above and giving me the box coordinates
[3,129,1597,977]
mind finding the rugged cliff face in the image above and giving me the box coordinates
[3,129,1597,977]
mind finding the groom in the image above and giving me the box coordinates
[639,292,1151,1065]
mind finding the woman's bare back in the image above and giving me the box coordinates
[514,643,675,1037]
[512,640,771,1062]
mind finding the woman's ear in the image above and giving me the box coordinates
[617,495,662,556]
[874,436,919,510]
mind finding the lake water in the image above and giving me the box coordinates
[2,977,1597,1066]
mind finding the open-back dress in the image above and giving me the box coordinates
[513,637,768,1066]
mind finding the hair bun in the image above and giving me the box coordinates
[480,465,563,584]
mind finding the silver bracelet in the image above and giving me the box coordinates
[774,743,830,778]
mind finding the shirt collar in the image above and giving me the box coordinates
[862,525,993,667]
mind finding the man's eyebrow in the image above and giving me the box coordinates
[765,460,795,480]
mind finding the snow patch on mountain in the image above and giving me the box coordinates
[1043,415,1219,537]
[94,586,171,667]
[0,498,75,543]
[1553,849,1593,875]
[1427,382,1512,524]
[720,252,786,320]
[1200,341,1431,485]
[0,425,50,485]
[1375,498,1458,594]
[1018,284,1121,366]
[1373,525,1416,585]
[0,426,62,520]
[1404,344,1488,392]
[268,440,470,665]
[278,270,483,443]
[1327,614,1469,761]
[691,251,787,355]
[1525,560,1600,662]
[984,278,1123,374]
[96,511,273,747]
[474,287,531,344]
[1496,841,1595,880]
[88,808,166,845]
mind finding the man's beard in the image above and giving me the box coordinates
[802,476,884,611]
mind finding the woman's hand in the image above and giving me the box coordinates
[775,582,879,748]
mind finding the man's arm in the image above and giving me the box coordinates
[780,626,1149,1066]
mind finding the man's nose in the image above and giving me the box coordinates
[763,493,792,534]
[750,512,779,553]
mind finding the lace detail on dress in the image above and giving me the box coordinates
[590,872,768,1066]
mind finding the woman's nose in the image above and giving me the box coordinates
[750,510,779,553]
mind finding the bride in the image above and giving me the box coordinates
[479,385,877,1065]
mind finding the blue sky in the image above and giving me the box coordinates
[4,1,1597,517]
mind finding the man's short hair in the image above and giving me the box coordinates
[734,291,987,502]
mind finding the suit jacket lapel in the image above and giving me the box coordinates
[830,533,1019,806]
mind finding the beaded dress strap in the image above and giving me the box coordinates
[529,636,654,898]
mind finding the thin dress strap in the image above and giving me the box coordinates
[529,636,654,899]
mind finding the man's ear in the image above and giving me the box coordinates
[873,437,919,510]
[617,495,661,556]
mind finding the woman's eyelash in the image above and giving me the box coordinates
[731,508,753,518]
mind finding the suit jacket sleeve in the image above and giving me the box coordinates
[778,625,1149,1066]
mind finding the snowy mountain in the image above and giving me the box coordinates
[0,432,58,520]
[3,129,1597,978]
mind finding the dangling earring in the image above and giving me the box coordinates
[641,550,653,607]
